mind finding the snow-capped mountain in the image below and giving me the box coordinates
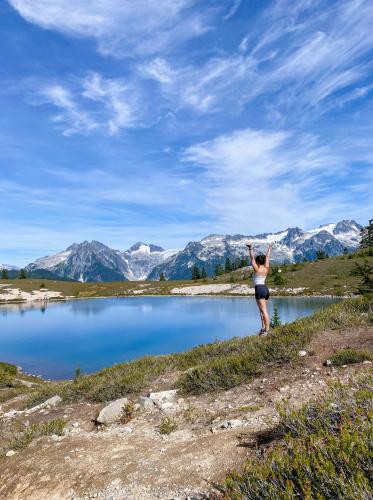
[0,263,19,271]
[121,243,178,280]
[26,240,178,282]
[148,220,362,280]
[27,241,130,282]
[25,220,362,282]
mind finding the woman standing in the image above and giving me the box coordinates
[246,242,272,336]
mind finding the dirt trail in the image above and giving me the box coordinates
[0,326,372,500]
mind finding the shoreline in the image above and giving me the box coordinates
[0,292,351,306]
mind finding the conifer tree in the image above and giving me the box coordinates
[359,220,373,256]
[201,268,207,279]
[225,257,232,273]
[19,268,27,279]
[159,272,166,281]
[270,305,282,327]
[191,265,201,280]
[1,269,9,279]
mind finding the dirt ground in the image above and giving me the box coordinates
[0,326,372,500]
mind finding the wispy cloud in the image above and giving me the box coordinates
[37,73,151,135]
[181,127,373,232]
[140,0,373,121]
[7,0,212,57]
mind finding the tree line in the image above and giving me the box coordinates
[1,268,27,279]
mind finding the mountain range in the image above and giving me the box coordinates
[1,219,362,282]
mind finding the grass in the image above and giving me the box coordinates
[176,297,371,394]
[9,419,65,451]
[216,251,373,295]
[330,347,372,366]
[19,297,370,408]
[222,374,373,500]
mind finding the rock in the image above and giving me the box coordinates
[158,401,174,411]
[279,385,290,393]
[26,395,62,414]
[324,359,332,367]
[298,350,307,357]
[72,422,80,428]
[138,396,156,410]
[221,419,244,429]
[6,450,15,457]
[118,426,132,434]
[96,398,128,425]
[149,389,177,402]
[363,360,372,365]
[3,410,19,418]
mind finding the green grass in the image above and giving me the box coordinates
[330,347,372,366]
[20,297,370,408]
[9,419,65,451]
[222,374,373,500]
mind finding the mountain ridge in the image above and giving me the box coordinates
[20,219,362,282]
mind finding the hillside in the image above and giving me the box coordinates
[0,298,372,499]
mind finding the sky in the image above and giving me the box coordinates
[0,0,372,266]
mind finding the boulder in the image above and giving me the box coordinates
[6,450,15,457]
[138,396,155,410]
[149,390,177,402]
[96,398,128,425]
[298,350,307,357]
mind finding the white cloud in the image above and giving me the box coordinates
[38,73,150,135]
[181,127,372,232]
[140,0,373,119]
[7,0,211,57]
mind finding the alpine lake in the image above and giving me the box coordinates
[0,295,340,380]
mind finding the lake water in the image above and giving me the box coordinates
[0,296,339,380]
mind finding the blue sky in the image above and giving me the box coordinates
[0,0,372,266]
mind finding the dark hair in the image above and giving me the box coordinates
[255,254,266,266]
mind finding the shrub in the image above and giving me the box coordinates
[330,347,372,366]
[223,375,373,500]
[158,416,177,435]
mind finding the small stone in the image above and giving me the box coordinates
[279,385,290,393]
[72,422,80,428]
[363,360,372,365]
[324,359,332,367]
[4,410,18,418]
[6,450,15,457]
[298,350,307,357]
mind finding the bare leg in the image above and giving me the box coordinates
[257,299,270,331]
[256,299,265,331]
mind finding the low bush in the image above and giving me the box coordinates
[10,419,65,451]
[223,375,373,499]
[330,347,372,366]
[158,416,178,435]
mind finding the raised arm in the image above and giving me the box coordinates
[265,243,273,269]
[246,242,259,272]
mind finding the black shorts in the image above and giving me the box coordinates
[255,284,270,300]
